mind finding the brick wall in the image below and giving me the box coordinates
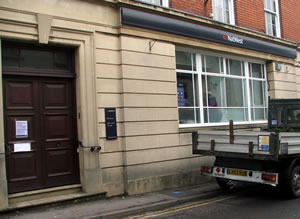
[279,0,300,42]
[234,0,265,33]
[169,0,300,43]
[169,0,212,17]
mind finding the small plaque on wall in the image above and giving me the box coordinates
[105,108,117,140]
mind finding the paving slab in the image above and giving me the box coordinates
[0,182,222,219]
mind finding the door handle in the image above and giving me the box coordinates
[5,144,14,154]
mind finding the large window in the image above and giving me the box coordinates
[264,0,280,37]
[212,0,235,25]
[176,50,267,126]
[139,0,169,7]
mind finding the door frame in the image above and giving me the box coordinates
[0,6,106,210]
[1,42,80,194]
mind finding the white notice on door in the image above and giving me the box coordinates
[14,143,31,152]
[16,120,28,138]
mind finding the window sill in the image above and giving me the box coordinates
[178,121,268,133]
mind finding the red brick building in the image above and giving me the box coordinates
[169,0,300,42]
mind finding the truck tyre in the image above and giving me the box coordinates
[288,166,300,198]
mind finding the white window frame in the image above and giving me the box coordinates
[264,0,281,37]
[139,0,169,7]
[212,0,235,25]
[176,48,268,128]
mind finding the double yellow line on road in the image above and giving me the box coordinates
[126,195,234,219]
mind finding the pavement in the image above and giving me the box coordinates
[0,181,223,219]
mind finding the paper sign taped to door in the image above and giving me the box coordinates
[16,120,28,138]
[14,143,31,152]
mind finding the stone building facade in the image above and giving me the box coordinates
[0,0,299,211]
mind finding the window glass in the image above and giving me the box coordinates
[250,63,264,78]
[208,108,223,123]
[207,76,225,107]
[271,14,277,35]
[264,0,280,37]
[55,51,71,71]
[176,50,267,125]
[201,56,205,72]
[178,108,195,124]
[208,108,248,123]
[2,43,73,73]
[203,55,223,73]
[252,108,265,121]
[226,78,244,107]
[194,74,200,107]
[176,51,195,71]
[177,73,194,107]
[139,0,168,7]
[265,0,276,12]
[2,47,19,67]
[212,0,234,24]
[21,49,53,69]
[227,59,244,76]
[250,80,265,106]
[287,108,300,123]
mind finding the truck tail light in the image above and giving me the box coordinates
[201,166,212,173]
[262,173,277,182]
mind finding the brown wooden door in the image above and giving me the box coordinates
[4,76,79,194]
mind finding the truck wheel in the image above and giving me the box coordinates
[289,166,300,198]
[216,178,236,191]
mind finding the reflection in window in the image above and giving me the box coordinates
[249,63,267,121]
[177,72,200,124]
[287,108,300,122]
[250,63,264,78]
[212,0,235,24]
[176,51,196,71]
[225,78,245,107]
[202,55,223,74]
[227,59,244,76]
[176,49,267,126]
[177,73,194,107]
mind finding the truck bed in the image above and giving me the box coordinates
[192,130,300,160]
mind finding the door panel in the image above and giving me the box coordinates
[5,80,37,110]
[4,76,79,194]
[4,78,42,193]
[46,149,72,176]
[8,151,39,182]
[41,79,77,188]
[43,82,70,109]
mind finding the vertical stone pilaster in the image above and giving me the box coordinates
[0,39,9,211]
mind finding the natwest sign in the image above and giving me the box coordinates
[121,8,297,59]
[223,34,244,45]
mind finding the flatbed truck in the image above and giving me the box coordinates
[192,99,300,197]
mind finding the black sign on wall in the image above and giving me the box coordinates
[105,108,117,140]
[121,8,297,59]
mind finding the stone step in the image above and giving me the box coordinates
[9,184,82,205]
[7,184,106,211]
[8,184,105,210]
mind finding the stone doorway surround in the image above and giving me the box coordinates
[0,0,119,210]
